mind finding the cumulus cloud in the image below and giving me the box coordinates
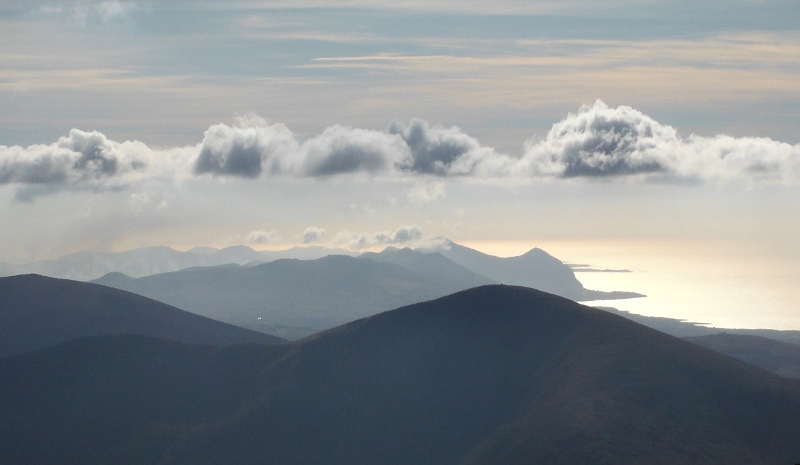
[0,129,196,197]
[333,225,423,250]
[247,229,280,244]
[1,129,138,184]
[193,115,507,178]
[302,227,327,244]
[192,105,800,184]
[519,100,800,183]
[387,119,500,175]
[194,116,411,178]
[5,102,800,194]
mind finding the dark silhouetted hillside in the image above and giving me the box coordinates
[2,285,799,465]
[0,274,283,357]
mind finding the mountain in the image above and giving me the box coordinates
[93,255,469,339]
[359,246,495,291]
[0,274,283,358]
[423,238,642,301]
[1,239,641,304]
[685,333,800,379]
[0,245,357,281]
[1,285,799,464]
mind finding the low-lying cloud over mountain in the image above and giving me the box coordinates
[302,227,327,244]
[3,102,799,197]
[333,225,423,250]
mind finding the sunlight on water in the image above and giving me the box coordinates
[462,239,800,330]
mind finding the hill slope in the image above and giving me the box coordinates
[0,274,283,357]
[1,285,799,464]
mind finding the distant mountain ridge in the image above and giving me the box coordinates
[93,255,474,339]
[360,246,495,290]
[423,238,642,301]
[93,247,639,340]
[1,285,798,464]
[0,274,283,357]
[0,245,358,281]
[0,240,642,304]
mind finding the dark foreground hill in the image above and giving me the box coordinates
[0,274,283,357]
[1,285,799,465]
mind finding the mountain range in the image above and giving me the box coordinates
[1,285,798,464]
[0,245,358,281]
[93,247,641,339]
[1,239,642,303]
[93,254,486,339]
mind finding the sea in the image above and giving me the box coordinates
[463,239,800,331]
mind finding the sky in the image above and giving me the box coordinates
[2,0,800,328]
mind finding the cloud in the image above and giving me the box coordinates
[39,1,136,26]
[388,119,497,175]
[523,101,678,177]
[247,229,280,244]
[302,227,327,244]
[407,181,446,204]
[193,115,503,178]
[5,102,800,194]
[333,225,423,249]
[128,191,151,213]
[194,115,411,178]
[0,129,138,185]
[94,1,135,22]
[519,100,800,183]
[0,129,196,197]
